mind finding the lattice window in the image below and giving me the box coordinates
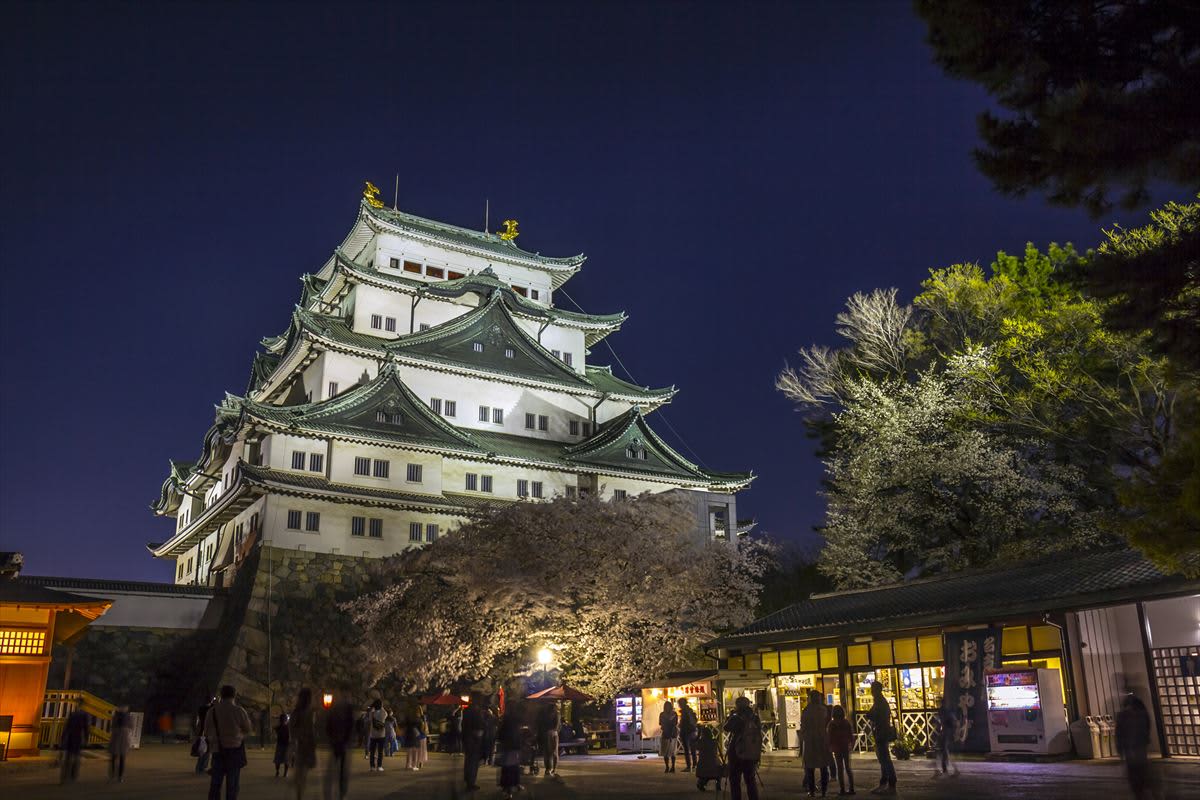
[1152,646,1200,757]
[0,629,46,655]
[899,711,936,751]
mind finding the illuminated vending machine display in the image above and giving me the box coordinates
[985,668,1070,754]
[615,694,644,752]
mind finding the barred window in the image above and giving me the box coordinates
[305,511,320,532]
[328,381,339,397]
[291,451,306,470]
[478,406,489,422]
[369,518,383,538]
[504,347,514,359]
[286,510,302,529]
[481,475,493,493]
[419,323,430,331]
[532,481,543,499]
[563,352,573,366]
[425,524,438,543]
[309,453,324,473]
[409,522,423,542]
[354,457,371,476]
[517,479,529,498]
[373,460,390,479]
[569,420,580,436]
[351,516,366,537]
[538,415,548,431]
[565,486,577,498]
[492,408,503,425]
[472,341,484,353]
[525,413,536,430]
[614,489,628,501]
[465,473,478,491]
[384,317,397,333]
[370,314,383,329]
[406,463,422,483]
[444,400,456,417]
[430,398,442,414]
[551,349,560,359]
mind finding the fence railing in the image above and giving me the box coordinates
[39,690,115,748]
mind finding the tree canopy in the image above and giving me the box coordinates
[915,0,1200,216]
[345,492,770,699]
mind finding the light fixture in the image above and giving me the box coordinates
[537,647,553,665]
[322,692,333,709]
[460,695,470,704]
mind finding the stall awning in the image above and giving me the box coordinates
[717,669,773,688]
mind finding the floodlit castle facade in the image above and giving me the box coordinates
[152,192,753,585]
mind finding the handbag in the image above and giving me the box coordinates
[191,736,209,757]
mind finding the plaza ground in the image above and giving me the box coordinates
[4,743,1197,799]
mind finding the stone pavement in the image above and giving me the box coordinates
[3,743,1197,799]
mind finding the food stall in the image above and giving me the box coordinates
[717,669,775,752]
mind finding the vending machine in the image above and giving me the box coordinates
[615,693,644,753]
[984,668,1070,754]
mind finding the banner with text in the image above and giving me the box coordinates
[944,628,1002,752]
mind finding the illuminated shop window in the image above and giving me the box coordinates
[0,629,46,655]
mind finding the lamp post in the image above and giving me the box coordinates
[537,647,553,690]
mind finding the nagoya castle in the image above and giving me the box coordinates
[152,184,753,586]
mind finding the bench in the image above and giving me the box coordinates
[559,737,589,755]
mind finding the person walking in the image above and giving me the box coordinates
[385,713,399,757]
[658,700,679,773]
[203,686,252,800]
[158,710,174,744]
[677,697,699,772]
[723,695,762,800]
[109,705,133,783]
[462,697,485,790]
[802,689,831,797]
[448,705,464,753]
[404,711,423,770]
[537,701,561,776]
[194,696,215,775]
[497,710,524,800]
[932,696,958,778]
[289,689,318,800]
[1116,693,1155,800]
[366,699,388,772]
[482,706,499,766]
[273,712,291,778]
[694,726,725,792]
[322,688,355,800]
[59,707,90,784]
[827,705,855,796]
[868,681,896,796]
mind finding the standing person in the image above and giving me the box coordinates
[723,696,762,800]
[827,705,855,796]
[932,696,959,778]
[448,705,464,753]
[385,713,399,757]
[694,727,725,792]
[203,685,252,800]
[462,697,485,791]
[537,701,561,776]
[1116,694,1154,800]
[801,689,831,797]
[194,696,216,775]
[482,706,499,766]
[354,709,368,756]
[289,689,318,800]
[497,710,524,800]
[59,707,90,784]
[658,700,679,773]
[867,681,896,796]
[404,711,423,771]
[273,712,291,778]
[678,698,699,772]
[322,687,355,800]
[109,705,133,783]
[158,710,174,744]
[366,699,388,772]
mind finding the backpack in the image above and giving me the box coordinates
[733,712,762,761]
[371,712,385,734]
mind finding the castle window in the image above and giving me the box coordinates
[504,347,514,359]
[492,408,504,424]
[305,512,320,532]
[448,270,465,280]
[328,381,338,397]
[512,285,527,297]
[472,341,484,353]
[309,453,324,473]
[563,352,573,367]
[370,314,383,329]
[565,486,577,498]
[426,266,444,279]
[465,473,478,491]
[614,489,628,501]
[291,451,306,470]
[530,289,540,301]
[389,257,400,269]
[551,349,560,359]
[287,510,302,530]
[517,479,529,498]
[532,481,543,499]
[409,522,422,542]
[373,459,390,479]
[425,524,438,542]
[351,516,365,537]
[430,398,442,414]
[481,475,493,493]
[525,413,536,430]
[354,457,371,476]
[419,323,430,331]
[369,518,383,538]
[538,415,548,431]
[444,400,456,417]
[406,463,422,483]
[385,317,397,333]
[403,260,422,274]
[478,405,489,422]
[569,420,580,436]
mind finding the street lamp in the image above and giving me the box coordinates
[537,647,553,689]
[322,692,333,709]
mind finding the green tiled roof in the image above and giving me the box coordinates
[364,202,585,271]
[709,548,1200,649]
[246,351,281,395]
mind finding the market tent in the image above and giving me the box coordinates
[526,684,594,702]
[419,692,466,706]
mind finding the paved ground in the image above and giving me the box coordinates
[4,743,1197,799]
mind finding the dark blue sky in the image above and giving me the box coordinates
[1,1,1171,580]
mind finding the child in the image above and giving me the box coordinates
[826,705,854,796]
[273,712,291,778]
[694,727,725,792]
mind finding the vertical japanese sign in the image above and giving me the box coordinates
[943,628,1001,752]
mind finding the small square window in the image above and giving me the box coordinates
[563,352,573,367]
[389,257,400,269]
[532,481,543,499]
[373,459,390,479]
[481,475,493,493]
[448,270,465,280]
[376,410,388,423]
[530,289,539,301]
[565,486,577,498]
[478,406,489,422]
[309,453,324,473]
[614,489,627,501]
[425,523,438,542]
[551,349,560,359]
[403,260,422,274]
[351,516,366,537]
[328,381,339,397]
[406,463,422,483]
[286,510,301,529]
[419,323,430,331]
[465,473,478,491]
[538,415,548,431]
[430,398,442,414]
[525,413,536,430]
[354,456,370,476]
[517,479,529,498]
[291,451,306,470]
[569,420,580,436]
[426,266,444,279]
[370,314,383,329]
[504,347,514,359]
[305,511,320,532]
[492,408,504,424]
[513,285,527,297]
[409,522,423,542]
[369,518,383,538]
[444,400,456,417]
[472,341,484,353]
[385,317,397,333]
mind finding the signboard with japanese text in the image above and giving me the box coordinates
[944,628,1002,752]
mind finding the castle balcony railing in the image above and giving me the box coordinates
[39,689,115,748]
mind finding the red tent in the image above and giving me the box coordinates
[419,691,466,706]
[526,684,594,702]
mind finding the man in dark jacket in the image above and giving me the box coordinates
[868,680,897,795]
[59,708,90,783]
[1116,693,1155,800]
[482,706,499,765]
[723,696,761,800]
[323,688,355,800]
[536,701,561,776]
[462,699,485,790]
[677,697,698,772]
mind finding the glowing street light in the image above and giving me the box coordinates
[322,692,333,709]
[537,646,553,689]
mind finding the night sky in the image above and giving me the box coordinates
[1,1,1173,581]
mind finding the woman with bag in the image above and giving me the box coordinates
[658,701,679,773]
[801,690,831,797]
[868,681,897,796]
